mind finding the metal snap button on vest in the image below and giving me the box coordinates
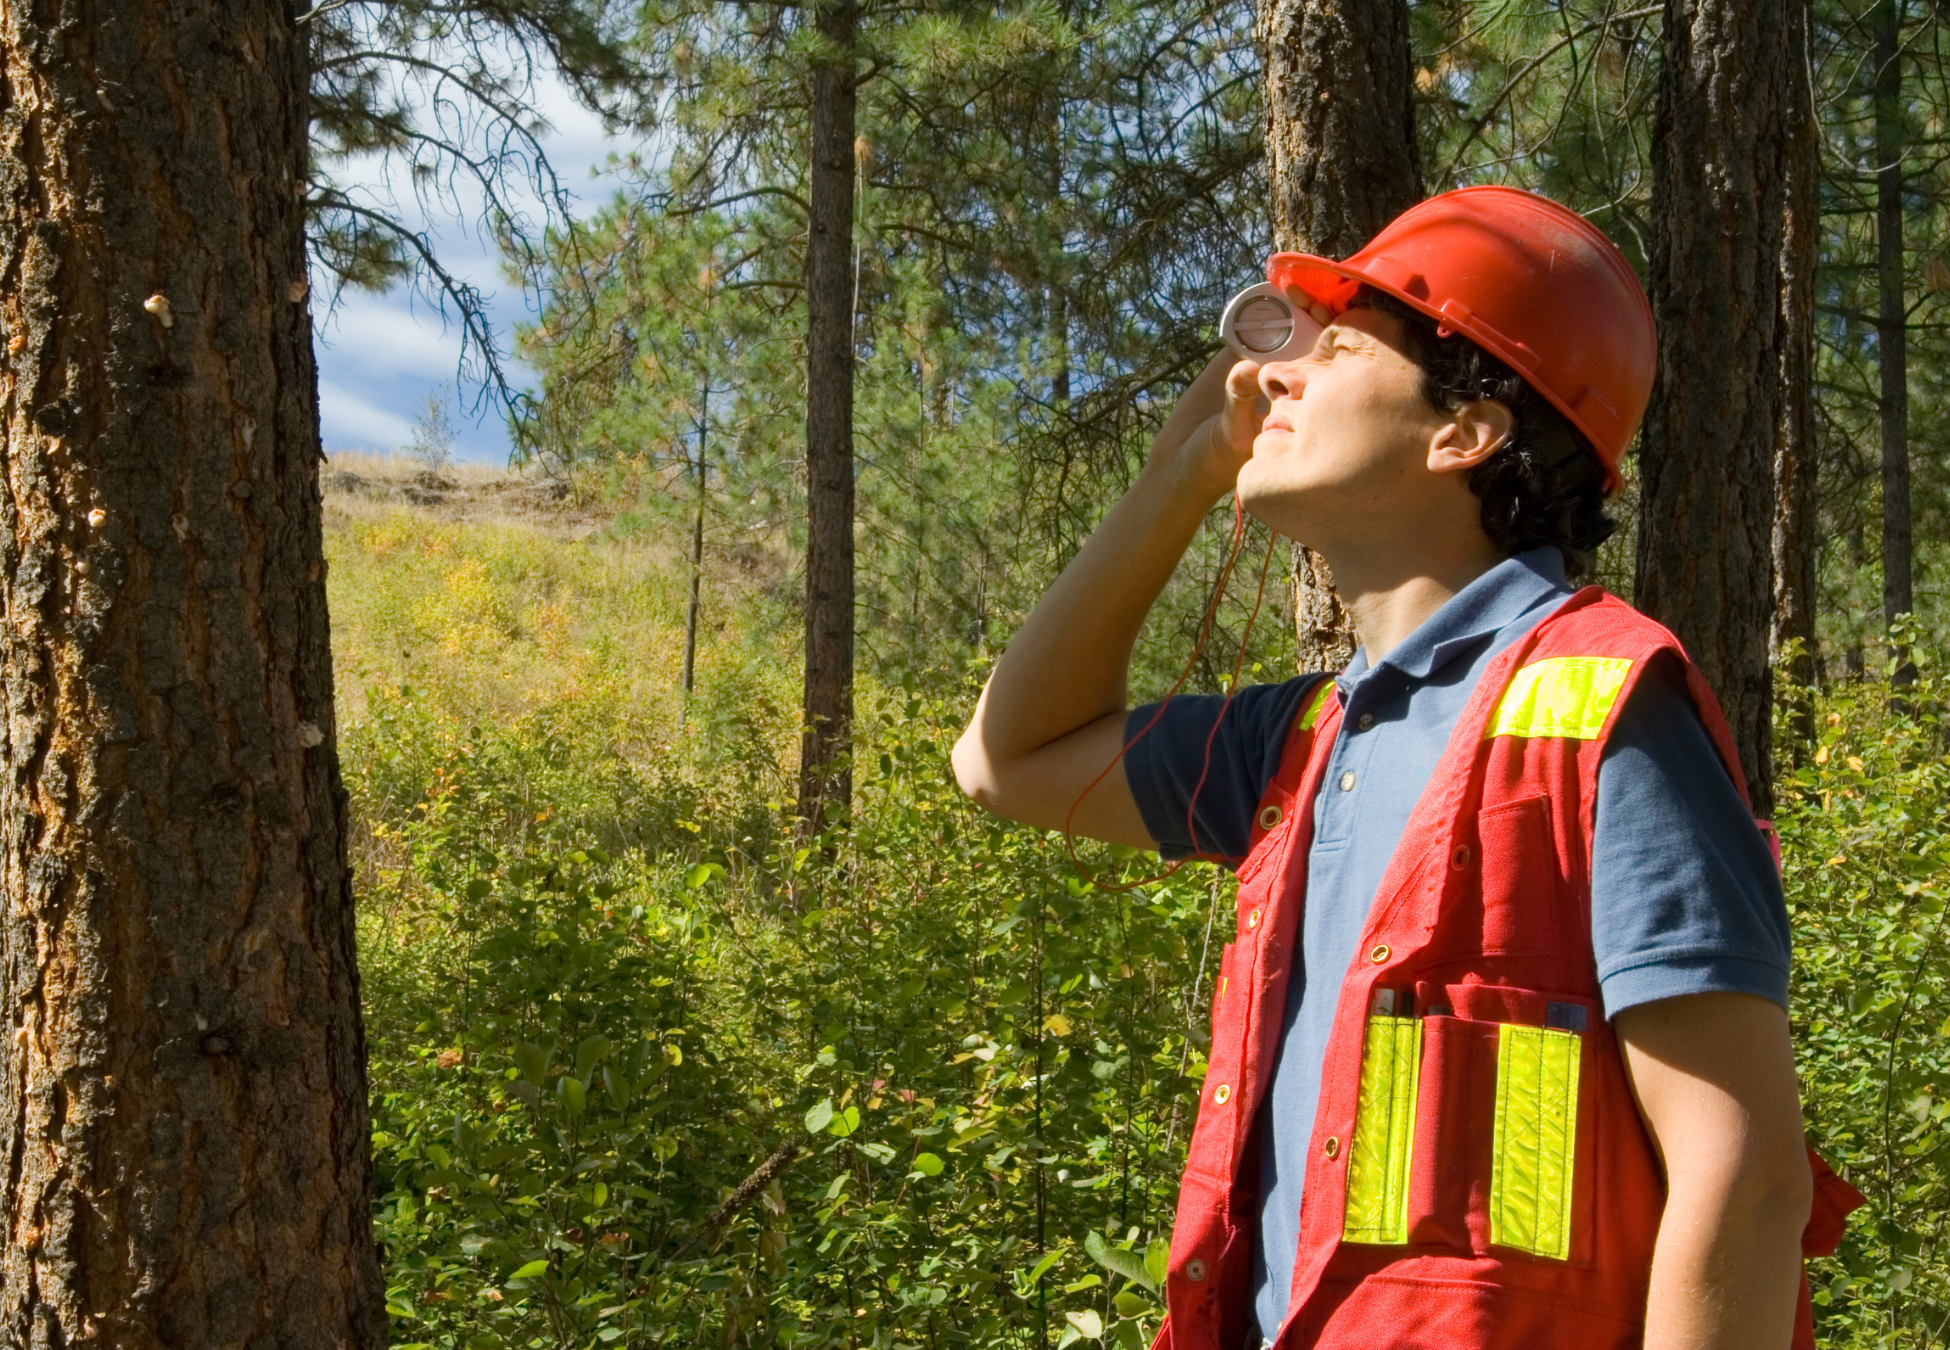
[1185,1259,1208,1282]
[1338,771,1356,791]
[1356,713,1375,731]
[1212,1083,1231,1104]
[1246,908,1261,930]
[1369,944,1391,964]
[1451,844,1472,869]
[1257,804,1282,830]
[1323,1136,1340,1160]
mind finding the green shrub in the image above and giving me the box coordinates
[1783,639,1950,1348]
[359,684,1218,1350]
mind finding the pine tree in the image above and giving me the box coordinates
[1637,0,1808,811]
[1259,0,1421,670]
[0,0,384,1338]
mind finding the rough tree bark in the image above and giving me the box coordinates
[1255,0,1421,672]
[1773,0,1819,729]
[799,0,858,833]
[0,0,385,1342]
[1872,0,1912,677]
[1637,0,1802,816]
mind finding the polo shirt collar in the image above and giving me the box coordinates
[1340,546,1571,687]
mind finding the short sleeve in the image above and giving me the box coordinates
[1123,677,1324,863]
[1590,654,1792,1017]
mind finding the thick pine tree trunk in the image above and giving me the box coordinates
[1773,0,1818,721]
[0,0,384,1342]
[799,0,858,833]
[1637,0,1801,816]
[1255,0,1421,671]
[1872,0,1912,672]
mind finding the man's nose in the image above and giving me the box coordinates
[1258,359,1305,403]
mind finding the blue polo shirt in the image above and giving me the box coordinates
[1122,547,1790,1340]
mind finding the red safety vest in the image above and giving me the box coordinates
[1159,588,1863,1350]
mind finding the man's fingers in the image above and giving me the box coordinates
[1225,359,1263,402]
[1220,360,1264,448]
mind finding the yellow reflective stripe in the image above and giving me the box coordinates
[1341,1015,1421,1245]
[1483,656,1633,740]
[1490,1023,1580,1260]
[1298,680,1336,731]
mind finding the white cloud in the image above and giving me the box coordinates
[319,378,419,452]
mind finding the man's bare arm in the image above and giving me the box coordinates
[951,351,1262,844]
[1617,992,1812,1350]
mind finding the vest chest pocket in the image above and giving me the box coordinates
[1460,794,1561,957]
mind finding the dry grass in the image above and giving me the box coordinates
[323,450,608,538]
[323,457,801,792]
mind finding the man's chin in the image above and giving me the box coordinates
[1234,478,1313,543]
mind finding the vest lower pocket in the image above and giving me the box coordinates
[1405,1014,1499,1252]
[1344,990,1595,1266]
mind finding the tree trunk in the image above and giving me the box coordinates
[0,0,384,1343]
[1873,0,1912,680]
[799,0,859,833]
[1637,0,1801,816]
[1773,0,1818,736]
[683,383,707,700]
[1256,0,1421,672]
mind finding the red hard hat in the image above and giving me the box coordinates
[1265,186,1654,494]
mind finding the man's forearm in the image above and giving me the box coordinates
[966,352,1245,765]
[974,453,1225,762]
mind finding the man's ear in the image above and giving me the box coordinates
[1428,400,1514,475]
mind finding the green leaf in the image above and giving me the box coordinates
[1143,1238,1168,1290]
[510,1259,549,1280]
[515,1041,548,1086]
[1084,1230,1157,1293]
[1113,1291,1154,1318]
[1065,1310,1103,1341]
[804,1098,835,1135]
[576,1034,613,1082]
[559,1075,587,1118]
[910,1151,945,1177]
[685,862,723,889]
[1023,1248,1063,1289]
[591,1181,608,1209]
[829,1105,861,1137]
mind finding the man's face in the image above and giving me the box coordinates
[1234,306,1453,539]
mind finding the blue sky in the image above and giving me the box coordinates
[313,73,628,466]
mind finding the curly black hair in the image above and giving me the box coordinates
[1344,286,1616,580]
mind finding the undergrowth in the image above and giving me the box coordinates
[333,505,1946,1348]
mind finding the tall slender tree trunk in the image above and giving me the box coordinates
[799,0,859,833]
[1637,0,1802,816]
[1255,0,1421,671]
[683,380,708,700]
[0,0,384,1342]
[1873,0,1912,680]
[1773,0,1819,735]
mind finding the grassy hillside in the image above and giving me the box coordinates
[326,458,1943,1349]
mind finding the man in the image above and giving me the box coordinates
[952,188,1857,1349]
